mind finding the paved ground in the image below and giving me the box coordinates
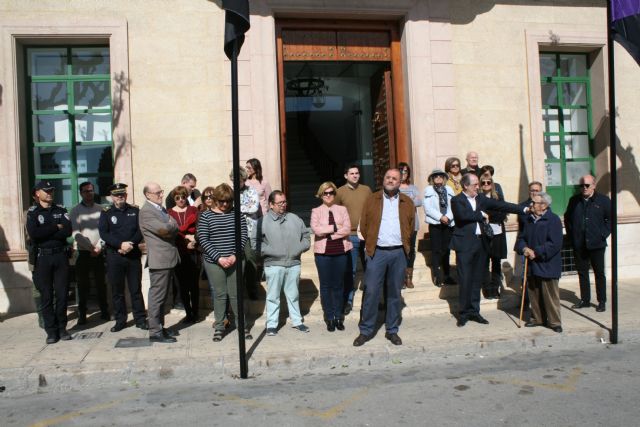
[0,276,637,400]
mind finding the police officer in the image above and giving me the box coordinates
[99,183,148,332]
[26,181,73,344]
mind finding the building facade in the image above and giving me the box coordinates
[1,0,639,312]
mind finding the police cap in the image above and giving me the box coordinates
[33,180,55,192]
[108,183,128,195]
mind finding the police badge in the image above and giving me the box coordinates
[38,214,44,224]
[111,216,117,224]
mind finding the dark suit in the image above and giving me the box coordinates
[450,192,524,319]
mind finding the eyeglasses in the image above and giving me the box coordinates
[481,180,493,185]
[174,195,186,201]
[323,191,336,196]
[148,190,164,196]
[529,189,541,193]
[532,201,547,205]
[274,201,287,206]
[580,183,592,188]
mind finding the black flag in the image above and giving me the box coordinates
[610,0,640,65]
[223,0,250,59]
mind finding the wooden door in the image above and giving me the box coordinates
[371,70,396,189]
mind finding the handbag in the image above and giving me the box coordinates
[481,221,494,239]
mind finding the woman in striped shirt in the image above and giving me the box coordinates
[197,183,250,342]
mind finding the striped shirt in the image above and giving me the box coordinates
[197,209,247,264]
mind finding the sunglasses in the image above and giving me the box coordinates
[274,201,287,206]
[580,183,592,188]
[174,195,186,201]
[481,180,493,185]
[451,164,460,168]
[203,195,214,200]
[323,191,336,196]
[218,199,232,205]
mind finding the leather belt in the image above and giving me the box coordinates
[376,245,403,250]
[37,246,66,256]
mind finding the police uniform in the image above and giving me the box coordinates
[26,181,72,343]
[98,184,147,330]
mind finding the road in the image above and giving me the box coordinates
[2,334,638,426]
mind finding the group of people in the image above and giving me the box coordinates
[26,152,611,347]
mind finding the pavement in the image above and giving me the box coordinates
[0,275,638,397]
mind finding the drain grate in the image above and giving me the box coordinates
[74,332,103,340]
[115,338,152,348]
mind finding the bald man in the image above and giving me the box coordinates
[564,175,611,312]
[461,151,480,177]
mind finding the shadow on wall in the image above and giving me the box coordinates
[0,224,36,317]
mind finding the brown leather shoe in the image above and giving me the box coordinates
[385,332,402,345]
[353,334,372,347]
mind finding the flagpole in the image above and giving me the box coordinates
[606,0,619,345]
[231,36,249,377]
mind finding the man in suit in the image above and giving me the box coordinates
[139,182,180,343]
[564,174,611,312]
[451,173,528,327]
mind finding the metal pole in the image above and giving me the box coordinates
[606,0,619,344]
[231,38,249,376]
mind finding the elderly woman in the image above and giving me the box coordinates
[423,169,455,287]
[444,157,463,195]
[515,192,563,333]
[245,158,272,216]
[311,181,352,332]
[398,162,422,288]
[197,183,251,342]
[479,172,508,299]
[168,185,200,324]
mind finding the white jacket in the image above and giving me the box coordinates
[423,185,455,226]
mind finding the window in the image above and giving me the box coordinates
[26,46,113,207]
[540,52,594,214]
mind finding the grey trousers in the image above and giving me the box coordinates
[528,276,561,328]
[148,268,173,335]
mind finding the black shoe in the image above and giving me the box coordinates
[326,320,336,332]
[596,302,606,312]
[149,333,176,343]
[173,302,185,311]
[572,300,590,309]
[353,334,372,347]
[110,323,126,333]
[335,319,345,331]
[77,313,87,325]
[456,317,467,327]
[46,335,59,345]
[244,329,253,340]
[524,321,541,327]
[162,328,178,338]
[181,315,195,325]
[470,314,489,324]
[343,303,352,316]
[385,332,402,345]
[444,276,457,285]
[135,320,149,330]
[551,326,563,333]
[59,330,72,341]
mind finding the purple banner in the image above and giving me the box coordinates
[612,0,640,22]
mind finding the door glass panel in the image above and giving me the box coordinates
[76,145,113,174]
[542,108,560,133]
[545,162,562,186]
[562,82,587,105]
[72,47,110,75]
[32,114,70,143]
[33,146,72,175]
[544,134,561,160]
[566,161,592,185]
[74,81,110,110]
[28,48,67,76]
[539,54,556,77]
[541,83,558,105]
[562,108,588,133]
[75,113,112,142]
[31,82,67,111]
[565,135,590,159]
[559,54,587,77]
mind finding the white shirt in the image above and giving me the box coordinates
[377,191,402,247]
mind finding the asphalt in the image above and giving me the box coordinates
[0,276,638,397]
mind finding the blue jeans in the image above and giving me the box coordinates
[315,253,348,320]
[359,247,406,336]
[265,265,303,329]
[344,236,364,306]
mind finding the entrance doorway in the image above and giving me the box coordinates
[276,22,407,223]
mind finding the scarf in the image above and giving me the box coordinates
[434,185,448,215]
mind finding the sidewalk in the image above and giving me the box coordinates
[1,276,638,397]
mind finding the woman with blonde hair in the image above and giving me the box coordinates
[310,181,352,332]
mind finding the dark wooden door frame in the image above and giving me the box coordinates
[275,19,409,194]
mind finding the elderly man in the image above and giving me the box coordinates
[70,181,108,324]
[353,169,415,347]
[99,183,148,333]
[253,190,311,336]
[140,182,180,343]
[515,192,563,333]
[564,175,611,312]
[451,173,528,327]
[26,181,73,344]
[461,151,480,177]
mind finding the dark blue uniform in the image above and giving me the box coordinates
[99,203,147,327]
[26,203,72,340]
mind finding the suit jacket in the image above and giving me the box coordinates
[360,191,415,257]
[139,201,180,269]
[450,192,524,253]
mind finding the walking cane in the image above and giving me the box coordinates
[518,257,529,328]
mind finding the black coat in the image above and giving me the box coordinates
[564,192,611,250]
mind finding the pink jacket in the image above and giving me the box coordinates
[311,204,353,254]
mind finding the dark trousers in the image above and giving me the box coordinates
[75,251,108,315]
[315,253,348,321]
[407,231,417,268]
[359,247,406,336]
[106,252,146,325]
[429,224,452,282]
[344,236,366,306]
[33,252,69,337]
[456,236,489,318]
[574,247,607,304]
[174,252,200,320]
[244,243,259,297]
[148,268,173,335]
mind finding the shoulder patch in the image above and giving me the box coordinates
[28,205,37,212]
[103,205,112,212]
